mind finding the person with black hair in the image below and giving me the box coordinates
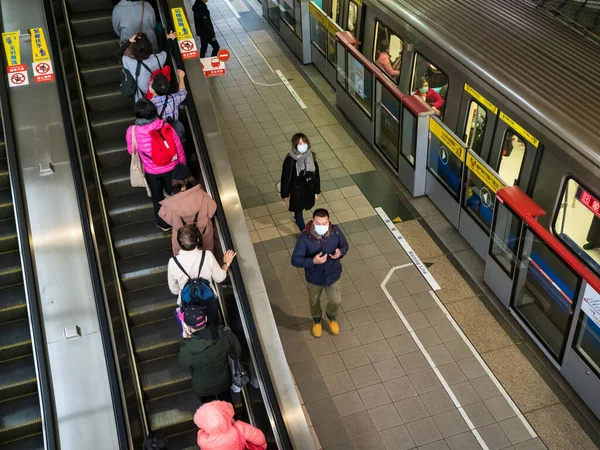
[143,432,168,450]
[149,69,188,141]
[116,31,177,100]
[126,98,186,231]
[375,39,399,80]
[193,0,220,58]
[112,0,159,52]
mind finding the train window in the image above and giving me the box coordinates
[411,54,449,119]
[574,311,600,378]
[347,52,372,117]
[372,21,405,84]
[310,6,327,55]
[497,130,526,185]
[554,178,600,276]
[331,0,340,25]
[347,1,359,38]
[464,101,487,155]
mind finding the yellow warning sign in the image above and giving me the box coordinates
[463,84,498,115]
[499,112,539,148]
[429,118,465,160]
[2,31,20,67]
[327,18,340,34]
[466,153,504,193]
[171,7,194,40]
[30,28,50,63]
[392,217,402,223]
[309,2,326,24]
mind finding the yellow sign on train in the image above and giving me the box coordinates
[429,117,465,160]
[499,112,539,148]
[171,7,194,40]
[463,84,498,115]
[30,28,50,62]
[466,153,504,193]
[2,31,20,67]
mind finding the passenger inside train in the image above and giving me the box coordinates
[375,39,400,80]
[413,76,444,116]
[373,22,403,82]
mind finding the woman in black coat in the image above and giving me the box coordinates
[280,133,321,232]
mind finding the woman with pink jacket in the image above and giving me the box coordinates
[126,98,186,231]
[194,401,267,450]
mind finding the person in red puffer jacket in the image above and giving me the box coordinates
[126,98,186,231]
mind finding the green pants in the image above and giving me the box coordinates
[307,281,341,321]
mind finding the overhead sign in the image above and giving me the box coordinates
[429,117,465,160]
[466,153,504,193]
[171,7,199,60]
[581,283,600,326]
[200,57,226,77]
[2,31,29,87]
[575,186,600,219]
[30,28,54,83]
[464,83,498,115]
[499,112,539,148]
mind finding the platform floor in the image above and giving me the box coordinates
[184,0,600,448]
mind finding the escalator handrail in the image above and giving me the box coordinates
[0,36,57,450]
[156,1,294,447]
[45,0,149,442]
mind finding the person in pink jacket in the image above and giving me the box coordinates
[194,400,267,450]
[126,98,186,231]
[158,163,217,255]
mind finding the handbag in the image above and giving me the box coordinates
[228,356,249,389]
[233,423,263,450]
[129,126,151,197]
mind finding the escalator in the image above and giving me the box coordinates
[0,117,43,448]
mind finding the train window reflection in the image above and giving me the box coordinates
[497,130,526,186]
[464,101,486,155]
[554,178,600,276]
[347,53,372,116]
[347,1,359,37]
[331,0,340,25]
[491,202,522,276]
[574,312,600,378]
[411,54,448,119]
[373,21,404,84]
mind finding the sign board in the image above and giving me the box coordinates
[575,186,600,219]
[30,28,54,83]
[499,112,539,148]
[582,283,600,326]
[171,7,199,60]
[429,117,465,160]
[309,2,327,24]
[466,153,504,193]
[200,57,226,77]
[2,31,29,87]
[217,49,230,62]
[463,83,498,114]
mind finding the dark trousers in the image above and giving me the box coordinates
[200,37,220,58]
[294,210,305,232]
[587,216,600,246]
[145,171,172,228]
[199,388,233,406]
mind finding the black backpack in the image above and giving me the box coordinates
[120,60,152,97]
[173,251,215,308]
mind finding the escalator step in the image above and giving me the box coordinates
[0,394,42,444]
[166,429,199,450]
[79,58,122,88]
[0,158,8,190]
[118,249,171,293]
[0,284,27,323]
[90,108,134,140]
[0,188,13,221]
[0,251,23,291]
[127,284,176,327]
[0,319,32,363]
[0,355,37,402]
[0,141,5,159]
[73,32,121,62]
[70,10,112,38]
[113,219,171,259]
[106,191,155,227]
[146,389,199,438]
[101,163,139,198]
[141,354,191,400]
[0,217,18,253]
[95,136,130,169]
[66,0,111,14]
[85,82,132,113]
[0,433,44,450]
[132,317,181,362]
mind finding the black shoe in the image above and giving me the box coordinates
[583,243,598,250]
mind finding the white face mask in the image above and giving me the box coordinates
[314,224,329,236]
[297,143,309,153]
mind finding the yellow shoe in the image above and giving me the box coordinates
[312,322,322,338]
[326,318,339,336]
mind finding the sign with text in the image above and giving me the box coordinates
[576,186,600,219]
[582,283,600,326]
[200,57,226,77]
[466,153,504,193]
[3,31,29,87]
[171,7,199,60]
[30,28,54,83]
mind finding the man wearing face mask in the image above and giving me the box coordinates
[291,209,349,338]
[413,76,444,116]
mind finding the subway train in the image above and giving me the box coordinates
[265,0,600,418]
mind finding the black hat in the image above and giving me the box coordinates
[172,163,192,181]
[183,305,207,328]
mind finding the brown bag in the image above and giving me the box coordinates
[129,126,151,197]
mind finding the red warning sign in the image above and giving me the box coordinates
[178,39,199,60]
[217,49,230,62]
[200,57,226,78]
[7,64,29,87]
[33,61,54,83]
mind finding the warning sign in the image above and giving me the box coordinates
[30,28,54,83]
[200,57,226,77]
[33,61,54,83]
[582,284,600,326]
[171,7,199,60]
[7,64,29,87]
[3,31,29,87]
[217,49,230,62]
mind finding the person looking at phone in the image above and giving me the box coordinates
[291,208,349,338]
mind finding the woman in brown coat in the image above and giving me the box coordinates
[159,164,217,255]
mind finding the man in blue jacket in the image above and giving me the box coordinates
[291,208,349,338]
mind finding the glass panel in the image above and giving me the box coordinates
[347,53,372,117]
[491,202,522,276]
[347,2,359,37]
[412,53,449,118]
[497,130,526,185]
[373,21,404,84]
[375,82,400,168]
[312,0,323,7]
[512,230,579,360]
[281,0,296,31]
[336,41,346,90]
[463,164,497,233]
[310,11,326,55]
[554,179,600,277]
[574,286,600,377]
[294,0,302,38]
[268,0,281,31]
[331,0,340,25]
[427,128,463,199]
[401,107,416,167]
[464,101,487,155]
[327,24,337,65]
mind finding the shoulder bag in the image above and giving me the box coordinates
[129,125,151,197]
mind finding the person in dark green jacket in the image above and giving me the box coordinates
[178,305,242,403]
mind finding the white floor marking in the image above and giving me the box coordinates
[376,207,441,290]
[249,38,276,73]
[222,0,241,18]
[427,290,538,438]
[220,35,282,87]
[275,70,307,109]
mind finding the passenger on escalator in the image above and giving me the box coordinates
[413,76,444,116]
[112,0,159,53]
[127,98,186,231]
[159,163,217,255]
[280,133,321,232]
[193,400,267,450]
[143,432,169,450]
[149,70,188,142]
[178,306,242,405]
[193,0,221,58]
[116,31,177,101]
[375,40,399,80]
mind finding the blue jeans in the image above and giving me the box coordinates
[294,210,305,232]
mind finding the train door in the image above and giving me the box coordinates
[341,0,363,43]
[488,112,540,191]
[457,83,498,159]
